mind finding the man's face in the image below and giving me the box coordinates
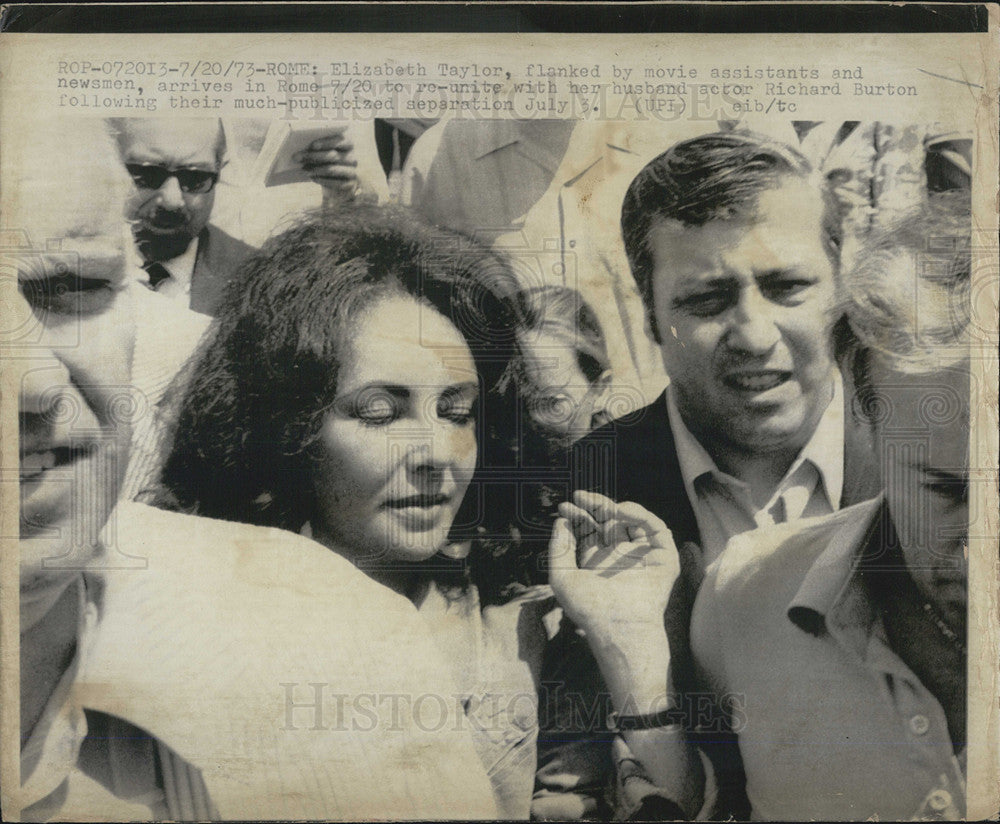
[13,171,135,602]
[648,178,839,459]
[119,119,220,262]
[874,357,970,633]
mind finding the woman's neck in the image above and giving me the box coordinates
[309,523,429,600]
[355,560,429,601]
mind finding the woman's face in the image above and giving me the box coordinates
[310,295,479,569]
[520,331,611,442]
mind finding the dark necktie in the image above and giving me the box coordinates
[143,261,172,291]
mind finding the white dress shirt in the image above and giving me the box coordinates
[142,236,199,304]
[666,375,845,564]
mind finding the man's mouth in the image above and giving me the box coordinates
[137,210,189,233]
[722,370,792,393]
[20,445,91,484]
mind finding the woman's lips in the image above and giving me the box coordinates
[383,494,450,509]
[382,494,452,531]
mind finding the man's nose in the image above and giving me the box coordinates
[155,174,185,210]
[725,289,781,356]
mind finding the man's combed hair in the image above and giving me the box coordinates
[156,205,522,535]
[621,131,843,341]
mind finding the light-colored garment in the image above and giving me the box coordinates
[118,286,212,503]
[71,502,498,820]
[666,375,845,564]
[415,580,555,819]
[403,119,574,243]
[690,498,966,820]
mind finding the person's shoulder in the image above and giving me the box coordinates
[104,501,409,614]
[576,391,670,446]
[705,498,882,602]
[203,223,257,258]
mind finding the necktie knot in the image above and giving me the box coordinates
[143,261,171,290]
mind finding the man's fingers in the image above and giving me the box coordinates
[308,168,359,182]
[572,489,619,522]
[547,517,579,588]
[300,153,359,169]
[571,491,671,543]
[558,501,599,539]
[305,131,349,151]
[613,502,672,543]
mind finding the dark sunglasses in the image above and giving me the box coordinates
[125,163,219,194]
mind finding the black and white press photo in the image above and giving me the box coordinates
[1,6,997,821]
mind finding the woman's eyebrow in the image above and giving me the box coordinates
[440,381,480,398]
[337,383,411,399]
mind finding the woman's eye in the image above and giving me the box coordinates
[353,391,400,426]
[438,399,476,424]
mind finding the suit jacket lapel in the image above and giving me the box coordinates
[641,394,701,547]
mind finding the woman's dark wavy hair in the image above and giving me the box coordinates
[155,206,526,580]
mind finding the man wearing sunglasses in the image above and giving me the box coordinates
[111,117,255,315]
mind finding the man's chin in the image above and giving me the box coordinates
[21,533,102,588]
[134,227,196,262]
[725,411,812,455]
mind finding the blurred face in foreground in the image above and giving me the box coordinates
[12,123,135,621]
[310,295,479,570]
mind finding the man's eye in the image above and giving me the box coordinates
[353,391,400,426]
[676,291,731,317]
[762,279,814,303]
[20,275,114,315]
[923,478,969,505]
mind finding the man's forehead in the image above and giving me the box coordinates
[648,180,828,276]
[119,119,221,168]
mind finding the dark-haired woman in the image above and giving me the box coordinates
[153,206,603,818]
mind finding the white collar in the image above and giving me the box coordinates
[159,235,200,286]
